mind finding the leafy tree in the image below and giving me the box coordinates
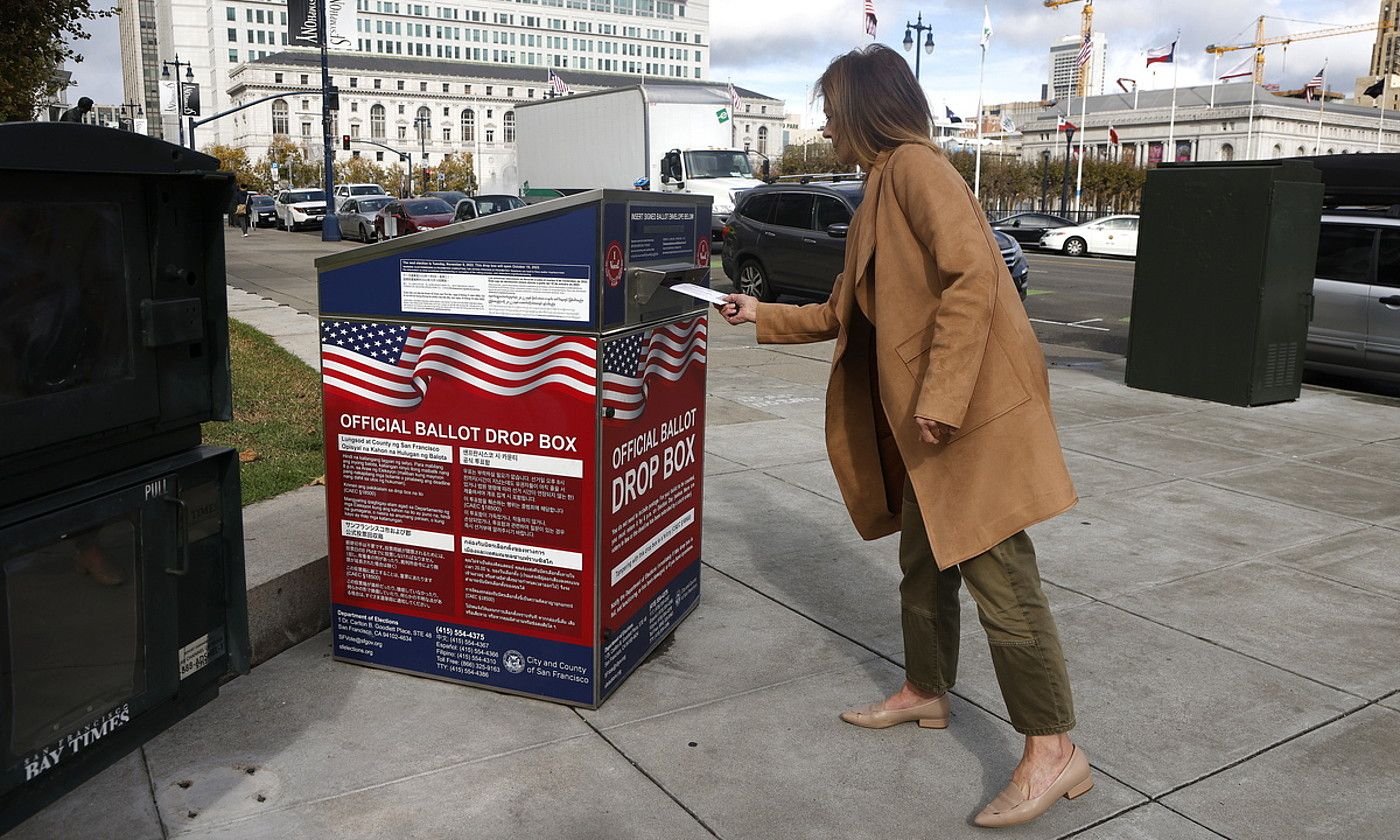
[202,143,266,192]
[266,135,311,187]
[424,152,476,193]
[334,155,402,196]
[773,142,843,177]
[0,1,116,122]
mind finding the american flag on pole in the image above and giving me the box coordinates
[601,317,707,421]
[1076,33,1093,68]
[727,81,741,113]
[1219,54,1253,81]
[1305,66,1326,102]
[321,321,597,408]
[548,68,570,96]
[863,0,877,38]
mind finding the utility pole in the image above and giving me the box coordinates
[413,114,431,193]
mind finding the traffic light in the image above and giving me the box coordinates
[342,134,351,151]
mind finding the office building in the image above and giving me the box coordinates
[1048,32,1107,101]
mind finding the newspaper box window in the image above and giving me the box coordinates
[316,190,713,707]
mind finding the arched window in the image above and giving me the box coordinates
[504,111,516,143]
[1296,146,1307,156]
[416,106,431,141]
[1271,143,1282,159]
[1219,143,1234,161]
[757,126,768,155]
[271,99,289,135]
[370,104,385,138]
[461,108,475,142]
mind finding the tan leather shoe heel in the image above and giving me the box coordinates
[973,745,1092,828]
[839,693,949,730]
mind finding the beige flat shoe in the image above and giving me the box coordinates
[973,745,1092,828]
[839,693,949,729]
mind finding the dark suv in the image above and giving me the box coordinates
[722,182,1028,301]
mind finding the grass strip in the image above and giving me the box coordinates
[202,319,325,506]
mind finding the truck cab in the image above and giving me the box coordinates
[659,148,767,238]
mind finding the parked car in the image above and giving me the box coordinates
[373,197,456,240]
[452,194,528,222]
[1038,215,1140,257]
[333,182,387,209]
[274,188,329,231]
[1307,212,1400,382]
[721,182,1029,301]
[992,212,1073,245]
[424,190,470,208]
[336,195,394,242]
[249,194,278,228]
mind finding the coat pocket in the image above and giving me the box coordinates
[898,330,1032,440]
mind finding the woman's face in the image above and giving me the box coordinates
[822,100,854,168]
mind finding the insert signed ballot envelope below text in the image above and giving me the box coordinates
[668,283,731,306]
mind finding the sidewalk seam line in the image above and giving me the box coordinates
[573,710,725,839]
[140,746,170,840]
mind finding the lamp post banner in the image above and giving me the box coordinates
[158,81,178,115]
[328,0,356,47]
[180,83,201,117]
[288,0,320,46]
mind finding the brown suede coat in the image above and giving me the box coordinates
[756,143,1076,568]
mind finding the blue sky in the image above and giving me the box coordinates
[67,0,1382,123]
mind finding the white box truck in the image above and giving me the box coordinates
[515,85,766,236]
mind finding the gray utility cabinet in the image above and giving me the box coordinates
[1126,159,1324,406]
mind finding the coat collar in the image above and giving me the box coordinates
[849,149,894,285]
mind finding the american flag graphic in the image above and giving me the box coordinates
[1305,66,1326,102]
[548,68,570,96]
[321,321,597,409]
[863,0,877,38]
[1076,33,1093,68]
[601,318,707,421]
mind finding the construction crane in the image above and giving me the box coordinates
[1044,0,1094,97]
[1205,16,1390,86]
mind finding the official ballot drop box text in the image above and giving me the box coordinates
[315,190,712,707]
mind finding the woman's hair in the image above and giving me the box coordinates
[817,44,938,168]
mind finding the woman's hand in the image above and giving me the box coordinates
[716,293,758,325]
[916,416,957,445]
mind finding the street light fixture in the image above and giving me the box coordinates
[903,12,936,80]
[413,115,431,193]
[161,56,194,146]
[120,100,143,133]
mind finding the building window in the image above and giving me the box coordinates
[1220,143,1234,161]
[757,126,768,155]
[350,77,358,88]
[227,27,237,42]
[271,99,289,134]
[227,7,235,20]
[397,80,405,90]
[398,125,408,139]
[229,48,238,62]
[373,78,382,89]
[420,81,428,91]
[504,111,515,143]
[485,128,494,143]
[275,72,283,83]
[443,83,450,93]
[370,103,385,138]
[301,121,312,137]
[350,101,358,112]
[461,108,475,142]
[443,126,451,143]
[300,74,309,85]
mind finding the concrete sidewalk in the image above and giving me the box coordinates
[15,240,1400,839]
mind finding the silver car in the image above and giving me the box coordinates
[1308,213,1400,382]
[336,195,394,242]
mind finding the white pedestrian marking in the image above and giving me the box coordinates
[1028,317,1112,333]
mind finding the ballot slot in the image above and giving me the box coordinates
[625,264,711,324]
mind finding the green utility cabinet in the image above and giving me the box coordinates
[1126,159,1324,406]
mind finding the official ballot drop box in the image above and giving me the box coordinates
[315,190,712,707]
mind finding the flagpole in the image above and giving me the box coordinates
[1315,64,1327,154]
[1210,54,1218,108]
[1134,80,1139,111]
[1379,79,1388,152]
[1074,83,1086,215]
[1167,44,1179,156]
[974,42,987,199]
[1246,76,1258,159]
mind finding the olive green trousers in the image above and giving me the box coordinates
[899,481,1076,735]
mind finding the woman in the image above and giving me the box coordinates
[718,45,1089,829]
[231,183,252,237]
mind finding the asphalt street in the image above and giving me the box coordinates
[1021,251,1135,357]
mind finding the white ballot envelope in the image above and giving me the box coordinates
[668,283,731,306]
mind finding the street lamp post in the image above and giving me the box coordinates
[413,114,431,193]
[160,56,194,146]
[1040,150,1051,212]
[1059,128,1076,217]
[902,12,936,81]
[119,100,143,132]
